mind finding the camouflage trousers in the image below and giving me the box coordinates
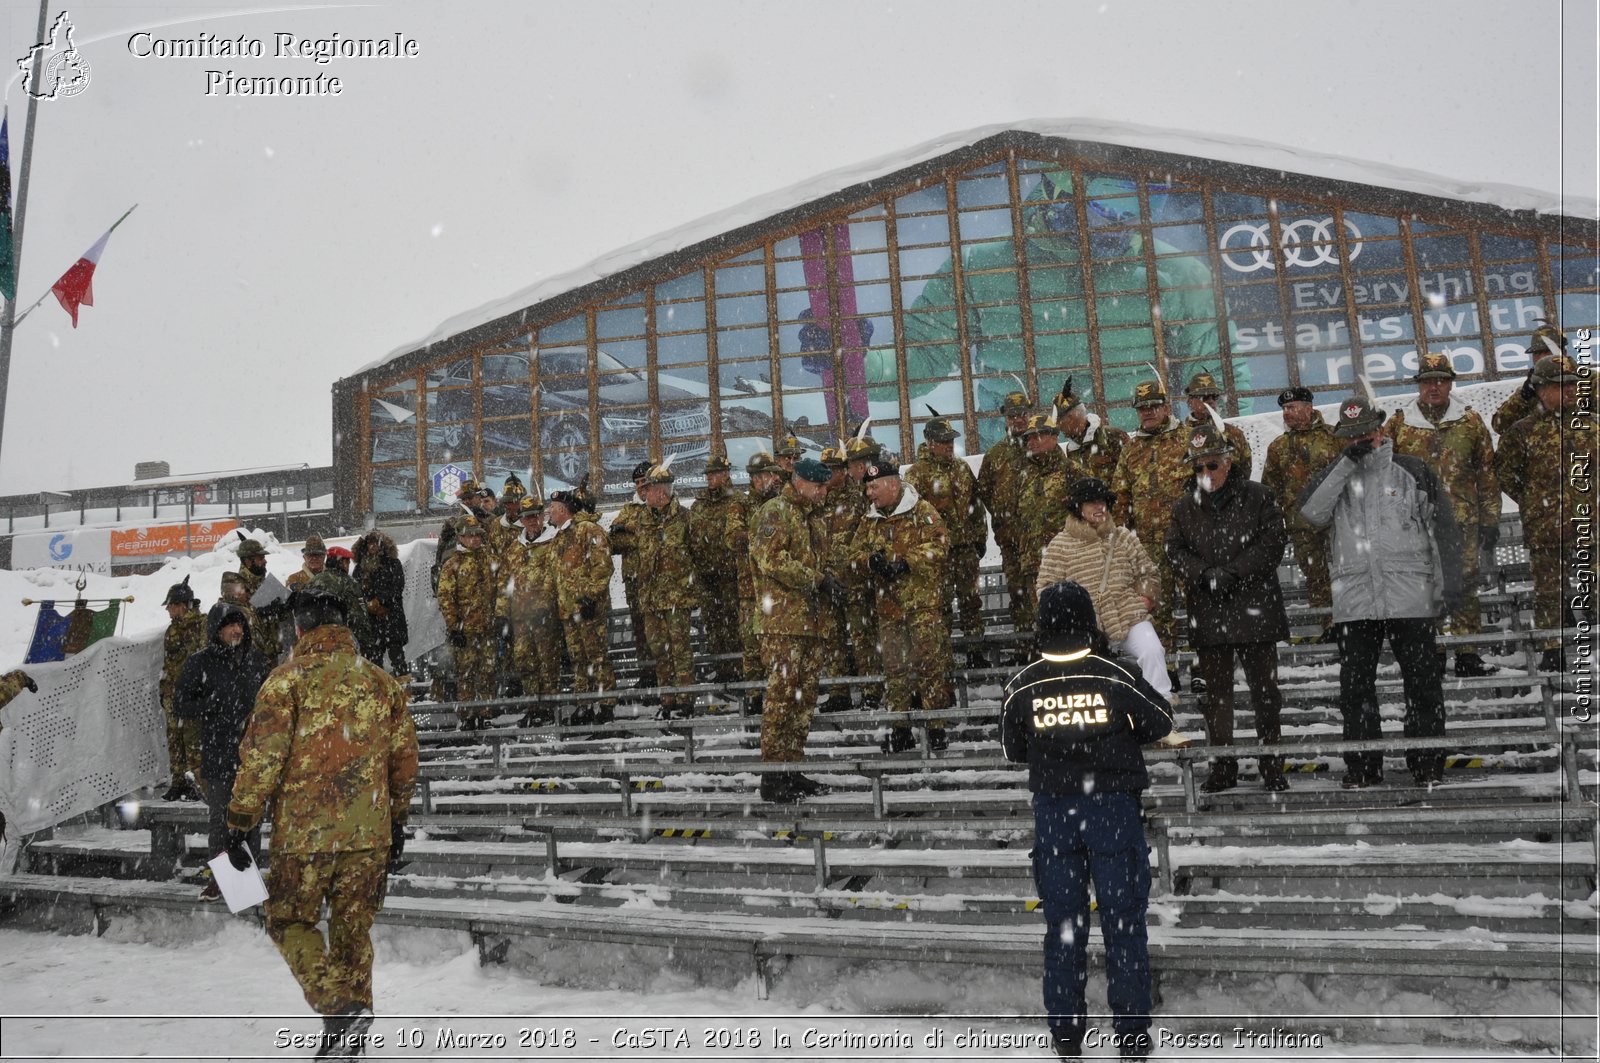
[941,545,987,640]
[623,578,653,675]
[698,574,742,681]
[265,847,387,1015]
[845,590,881,678]
[163,703,200,785]
[1529,544,1580,651]
[511,609,563,697]
[642,606,695,713]
[737,596,763,681]
[562,610,617,716]
[879,609,951,728]
[1289,528,1332,612]
[1140,538,1181,651]
[819,590,849,679]
[760,635,823,762]
[1441,526,1485,637]
[452,634,498,722]
[997,530,1032,630]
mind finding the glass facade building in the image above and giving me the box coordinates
[331,130,1598,519]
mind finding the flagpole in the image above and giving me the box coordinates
[0,0,53,480]
[11,204,138,327]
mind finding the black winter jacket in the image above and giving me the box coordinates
[1001,650,1173,795]
[173,604,273,788]
[1165,464,1291,647]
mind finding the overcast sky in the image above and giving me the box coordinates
[0,0,1594,494]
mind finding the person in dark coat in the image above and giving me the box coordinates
[1002,580,1174,1061]
[352,530,409,675]
[1166,422,1291,793]
[173,602,273,899]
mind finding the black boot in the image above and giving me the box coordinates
[745,693,765,717]
[820,692,853,714]
[927,727,949,752]
[315,1005,374,1059]
[881,728,917,754]
[758,773,795,803]
[966,647,991,669]
[1189,673,1207,693]
[161,781,185,802]
[1454,652,1499,677]
[1539,648,1565,673]
[789,773,832,797]
[860,690,882,713]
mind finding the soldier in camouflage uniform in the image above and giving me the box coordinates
[488,474,531,556]
[729,452,784,711]
[1261,387,1343,636]
[500,502,562,727]
[1014,416,1072,634]
[225,585,418,1046]
[546,490,616,725]
[1055,376,1129,484]
[1494,323,1568,435]
[907,411,989,665]
[160,577,209,801]
[218,570,272,661]
[636,463,699,719]
[288,536,373,657]
[816,446,857,712]
[232,537,286,657]
[1183,370,1252,473]
[977,390,1034,632]
[436,518,500,728]
[1495,354,1596,673]
[750,458,834,801]
[688,455,743,683]
[841,437,885,706]
[857,455,953,754]
[774,432,806,479]
[1385,353,1502,675]
[429,478,485,593]
[1109,379,1193,657]
[609,462,656,688]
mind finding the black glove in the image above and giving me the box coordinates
[447,629,468,648]
[577,596,598,621]
[388,822,407,869]
[1519,366,1537,402]
[820,573,848,606]
[1343,438,1375,462]
[1204,567,1238,595]
[22,676,37,693]
[1479,526,1500,554]
[869,551,909,582]
[225,827,253,872]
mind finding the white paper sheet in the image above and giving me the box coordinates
[250,573,290,608]
[208,845,269,914]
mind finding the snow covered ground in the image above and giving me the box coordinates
[0,920,1591,1061]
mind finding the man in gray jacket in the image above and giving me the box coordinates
[1299,396,1464,789]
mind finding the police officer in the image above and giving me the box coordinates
[1001,580,1173,1061]
[225,584,418,1056]
[977,390,1035,632]
[1261,387,1343,640]
[159,577,209,801]
[907,409,988,662]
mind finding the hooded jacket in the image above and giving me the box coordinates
[855,482,949,621]
[1166,463,1291,647]
[173,603,273,788]
[1297,439,1464,624]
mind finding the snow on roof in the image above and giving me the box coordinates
[120,463,313,488]
[357,118,1597,378]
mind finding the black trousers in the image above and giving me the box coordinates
[1336,617,1445,779]
[1194,642,1284,782]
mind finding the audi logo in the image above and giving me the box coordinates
[1219,217,1363,273]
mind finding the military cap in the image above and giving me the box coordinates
[775,434,806,458]
[1184,423,1235,462]
[163,576,197,607]
[746,450,779,475]
[704,453,732,474]
[455,478,479,499]
[236,538,267,560]
[1019,413,1060,438]
[923,415,960,442]
[819,447,846,468]
[1067,477,1116,510]
[793,458,832,484]
[1332,396,1386,438]
[301,534,327,556]
[219,571,247,591]
[844,437,881,462]
[1132,380,1168,409]
[1529,323,1569,358]
[1412,352,1457,381]
[546,490,580,512]
[501,473,528,501]
[861,455,902,482]
[474,484,496,500]
[1530,353,1581,386]
[1184,371,1222,399]
[1000,390,1033,415]
[1277,386,1315,406]
[326,545,353,562]
[457,515,486,537]
[630,460,654,481]
[289,575,349,622]
[1056,375,1083,414]
[643,462,676,485]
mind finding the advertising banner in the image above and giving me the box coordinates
[10,528,113,573]
[108,519,240,558]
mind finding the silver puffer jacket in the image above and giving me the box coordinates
[1297,440,1463,624]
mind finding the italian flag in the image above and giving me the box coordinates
[51,205,134,327]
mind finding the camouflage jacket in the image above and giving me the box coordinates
[1061,417,1129,484]
[1385,396,1501,531]
[1184,415,1252,473]
[437,544,500,637]
[1110,417,1192,541]
[1492,382,1540,435]
[1261,412,1343,532]
[750,484,828,637]
[856,483,949,621]
[550,512,613,618]
[1017,445,1073,562]
[429,515,465,592]
[1495,404,1599,550]
[286,567,373,652]
[161,610,209,709]
[486,513,520,557]
[824,481,870,582]
[0,669,32,713]
[609,497,649,582]
[977,435,1028,542]
[906,452,987,550]
[227,623,418,852]
[688,487,742,584]
[498,528,558,627]
[635,500,699,611]
[730,483,780,598]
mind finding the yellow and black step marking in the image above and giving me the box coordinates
[771,830,834,841]
[523,781,562,792]
[1443,756,1484,769]
[653,828,712,839]
[631,780,666,791]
